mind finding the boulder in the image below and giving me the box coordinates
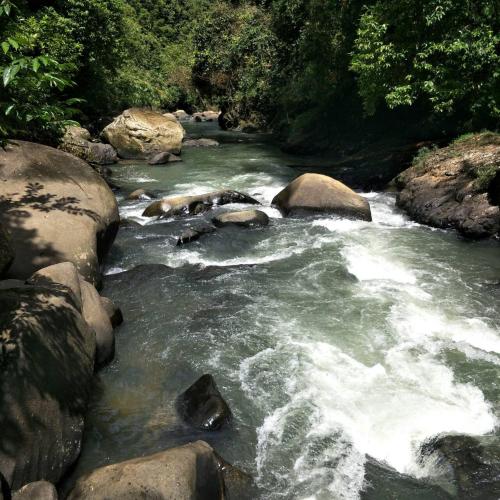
[173,110,191,122]
[183,138,219,148]
[192,111,219,122]
[420,435,500,499]
[12,481,57,500]
[119,218,142,229]
[272,173,372,221]
[0,285,95,490]
[143,190,259,218]
[215,454,257,500]
[103,108,185,159]
[213,210,269,228]
[67,441,225,500]
[0,224,14,278]
[100,296,123,328]
[177,374,232,431]
[27,262,83,312]
[396,136,500,238]
[127,188,156,200]
[162,112,178,123]
[79,277,114,367]
[176,226,216,246]
[148,152,182,165]
[60,126,118,165]
[0,141,119,286]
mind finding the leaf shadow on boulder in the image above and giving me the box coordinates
[0,285,95,489]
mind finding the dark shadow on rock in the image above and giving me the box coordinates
[0,285,95,489]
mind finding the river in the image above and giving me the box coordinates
[71,123,500,499]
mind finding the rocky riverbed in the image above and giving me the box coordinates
[1,112,499,499]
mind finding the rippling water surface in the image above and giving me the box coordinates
[73,124,500,499]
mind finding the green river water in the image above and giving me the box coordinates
[70,123,500,499]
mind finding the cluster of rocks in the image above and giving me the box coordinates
[59,108,221,170]
[137,173,372,246]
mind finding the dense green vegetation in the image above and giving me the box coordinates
[1,0,498,147]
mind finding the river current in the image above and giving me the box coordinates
[73,123,500,499]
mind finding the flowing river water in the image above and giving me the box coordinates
[72,123,500,499]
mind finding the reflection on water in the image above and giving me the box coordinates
[73,124,500,499]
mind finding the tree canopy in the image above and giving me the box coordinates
[1,0,498,146]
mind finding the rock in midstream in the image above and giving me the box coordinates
[212,209,269,227]
[177,374,232,431]
[143,190,259,218]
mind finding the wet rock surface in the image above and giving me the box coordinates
[213,209,269,227]
[177,374,232,431]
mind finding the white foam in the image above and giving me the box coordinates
[342,245,417,284]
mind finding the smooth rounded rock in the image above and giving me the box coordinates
[12,481,57,500]
[272,173,372,221]
[177,374,232,431]
[0,286,95,490]
[103,108,185,159]
[148,152,182,165]
[79,277,115,368]
[213,209,269,227]
[67,441,225,500]
[0,141,119,286]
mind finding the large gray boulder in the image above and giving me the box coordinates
[0,224,14,278]
[67,441,225,500]
[273,173,372,220]
[103,108,185,159]
[143,190,259,218]
[59,126,118,165]
[0,141,119,286]
[0,284,95,490]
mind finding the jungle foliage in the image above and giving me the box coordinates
[0,0,498,146]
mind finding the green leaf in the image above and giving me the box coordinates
[32,58,40,73]
[5,104,14,115]
[1,41,9,54]
[7,37,18,50]
[2,66,11,87]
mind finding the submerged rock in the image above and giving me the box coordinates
[183,138,219,148]
[395,134,500,238]
[420,434,500,499]
[148,151,182,165]
[103,108,185,159]
[177,374,232,431]
[60,126,118,165]
[0,224,14,279]
[0,141,119,286]
[12,481,57,500]
[272,173,372,221]
[177,226,216,246]
[0,284,95,490]
[143,190,259,218]
[67,441,225,499]
[213,209,269,228]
